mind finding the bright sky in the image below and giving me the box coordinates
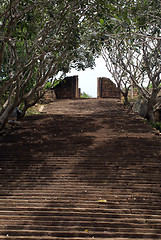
[67,56,113,98]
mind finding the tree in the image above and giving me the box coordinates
[0,0,97,129]
[1,0,160,129]
[102,39,132,106]
[98,0,161,121]
[118,36,161,122]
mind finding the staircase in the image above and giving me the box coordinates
[0,99,161,239]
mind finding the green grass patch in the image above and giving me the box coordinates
[26,104,44,116]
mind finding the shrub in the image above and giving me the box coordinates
[150,121,161,132]
[81,92,92,98]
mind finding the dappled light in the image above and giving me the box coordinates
[0,99,161,239]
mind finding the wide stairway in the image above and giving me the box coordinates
[0,99,161,240]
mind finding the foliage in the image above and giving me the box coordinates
[0,0,97,129]
[155,122,161,132]
[81,92,92,98]
[0,0,161,129]
[44,81,52,90]
[98,0,161,122]
[150,121,161,132]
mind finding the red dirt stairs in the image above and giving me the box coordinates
[0,99,161,240]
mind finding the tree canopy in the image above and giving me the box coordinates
[0,0,161,129]
[99,0,161,121]
[0,0,98,129]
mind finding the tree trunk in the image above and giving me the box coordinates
[146,100,155,122]
[20,90,46,119]
[146,89,159,123]
[0,102,17,130]
[121,90,130,106]
[146,96,157,123]
[147,109,155,123]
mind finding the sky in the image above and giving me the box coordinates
[67,56,113,98]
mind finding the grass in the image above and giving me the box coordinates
[26,104,44,116]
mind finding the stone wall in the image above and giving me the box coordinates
[41,89,56,103]
[54,76,79,99]
[97,77,121,99]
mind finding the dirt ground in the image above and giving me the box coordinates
[0,98,161,239]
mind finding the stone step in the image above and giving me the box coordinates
[0,215,161,225]
[0,99,161,239]
[1,220,161,228]
[0,229,161,238]
[0,237,160,240]
[0,206,161,214]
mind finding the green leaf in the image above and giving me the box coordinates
[113,14,121,20]
[100,19,104,26]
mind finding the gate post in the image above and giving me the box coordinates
[97,77,102,98]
